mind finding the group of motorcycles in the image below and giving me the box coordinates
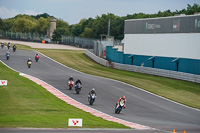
[2,42,17,61]
[1,42,39,68]
[27,55,39,68]
[68,80,82,94]
[67,79,96,105]
[68,78,125,113]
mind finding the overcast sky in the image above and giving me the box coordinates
[0,0,199,25]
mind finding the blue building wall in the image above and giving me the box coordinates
[179,58,200,75]
[154,57,177,71]
[106,46,200,75]
[124,54,132,65]
[133,55,152,67]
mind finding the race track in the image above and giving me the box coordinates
[0,48,200,133]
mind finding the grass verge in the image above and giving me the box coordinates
[0,62,129,128]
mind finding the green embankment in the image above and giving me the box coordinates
[0,62,129,128]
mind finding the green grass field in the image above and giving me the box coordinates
[0,62,129,128]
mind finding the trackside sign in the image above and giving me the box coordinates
[0,80,7,86]
[68,119,82,127]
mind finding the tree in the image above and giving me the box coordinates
[0,18,4,30]
[36,17,49,34]
[56,19,69,29]
[31,13,51,19]
[12,18,36,33]
[52,28,71,41]
[70,24,83,36]
[2,18,15,31]
[80,27,93,38]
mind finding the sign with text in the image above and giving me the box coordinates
[68,119,82,127]
[0,80,7,86]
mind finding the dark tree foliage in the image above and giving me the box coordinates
[31,13,52,19]
[52,28,71,41]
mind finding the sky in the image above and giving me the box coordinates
[0,0,200,25]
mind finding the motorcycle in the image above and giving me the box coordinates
[89,94,96,105]
[115,100,125,114]
[13,47,16,52]
[35,55,39,62]
[27,61,32,68]
[68,80,74,90]
[1,43,4,49]
[75,83,82,94]
[6,53,10,60]
[7,44,10,49]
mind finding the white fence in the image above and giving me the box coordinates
[85,50,200,83]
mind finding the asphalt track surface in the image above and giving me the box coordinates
[0,48,200,133]
[0,128,169,133]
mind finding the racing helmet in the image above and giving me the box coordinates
[122,96,126,99]
[92,88,95,92]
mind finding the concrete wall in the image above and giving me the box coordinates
[112,62,200,83]
[85,50,108,67]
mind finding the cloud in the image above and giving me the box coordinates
[0,6,20,19]
[0,6,43,19]
[24,10,43,16]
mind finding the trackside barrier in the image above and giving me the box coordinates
[85,50,109,67]
[85,50,200,84]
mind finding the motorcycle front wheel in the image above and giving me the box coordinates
[89,99,93,105]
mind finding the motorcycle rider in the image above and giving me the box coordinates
[75,78,82,89]
[69,76,73,81]
[75,79,82,85]
[7,42,11,49]
[13,44,17,51]
[1,42,4,49]
[88,88,97,101]
[5,51,10,58]
[27,58,32,64]
[35,53,39,60]
[116,96,126,108]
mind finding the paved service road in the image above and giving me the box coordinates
[0,48,200,133]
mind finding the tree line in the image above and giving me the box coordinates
[0,4,199,41]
